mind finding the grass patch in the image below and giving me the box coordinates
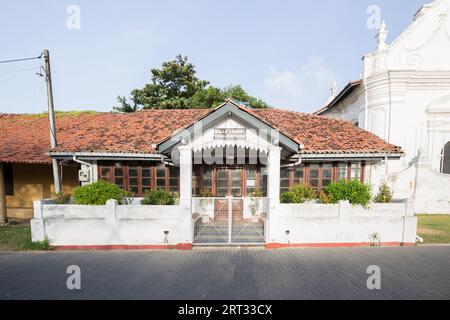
[417,215,450,244]
[0,225,53,251]
[22,110,98,118]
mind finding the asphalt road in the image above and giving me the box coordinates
[0,246,449,300]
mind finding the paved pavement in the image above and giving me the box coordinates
[0,246,449,300]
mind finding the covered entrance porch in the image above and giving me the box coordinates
[156,101,301,245]
[191,164,269,244]
[182,143,282,245]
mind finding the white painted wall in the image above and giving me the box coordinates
[320,0,450,213]
[31,199,417,247]
[268,201,417,245]
[31,200,192,246]
[414,164,450,213]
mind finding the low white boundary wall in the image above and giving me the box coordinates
[31,200,192,246]
[31,199,418,247]
[267,200,417,245]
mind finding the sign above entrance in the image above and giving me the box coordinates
[214,128,246,140]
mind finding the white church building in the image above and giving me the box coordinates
[316,0,450,214]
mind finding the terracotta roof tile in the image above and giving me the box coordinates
[0,108,401,164]
[251,109,402,154]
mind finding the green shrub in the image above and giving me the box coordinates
[292,184,317,202]
[280,190,297,204]
[374,182,393,203]
[319,191,333,204]
[26,237,54,251]
[324,180,372,207]
[281,183,317,203]
[141,189,176,205]
[55,192,71,204]
[199,190,213,198]
[122,190,136,205]
[249,190,264,198]
[73,181,125,205]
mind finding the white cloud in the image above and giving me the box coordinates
[264,68,303,98]
[263,57,340,112]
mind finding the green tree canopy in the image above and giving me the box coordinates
[114,55,269,112]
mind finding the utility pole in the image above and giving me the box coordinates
[43,49,62,194]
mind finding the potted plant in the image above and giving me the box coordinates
[249,191,263,223]
[199,190,214,222]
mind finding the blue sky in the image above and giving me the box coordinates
[0,0,426,114]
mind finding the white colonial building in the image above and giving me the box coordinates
[316,0,450,214]
[2,100,418,247]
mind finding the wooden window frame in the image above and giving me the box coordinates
[193,165,266,197]
[97,162,179,196]
[281,161,366,194]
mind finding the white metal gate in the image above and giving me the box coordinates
[192,197,268,245]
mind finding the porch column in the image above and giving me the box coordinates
[267,146,281,206]
[178,146,192,207]
[0,163,7,224]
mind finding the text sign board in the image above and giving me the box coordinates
[214,128,246,140]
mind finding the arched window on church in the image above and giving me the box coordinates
[441,142,450,174]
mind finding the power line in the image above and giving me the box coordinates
[0,54,43,64]
[0,67,40,76]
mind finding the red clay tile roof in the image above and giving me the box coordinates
[0,108,402,164]
[251,109,402,154]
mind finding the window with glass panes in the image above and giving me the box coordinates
[246,168,258,195]
[230,169,242,197]
[114,164,125,189]
[155,165,167,190]
[127,165,139,194]
[280,167,291,193]
[169,167,179,192]
[308,164,320,189]
[246,167,266,196]
[350,162,362,180]
[293,166,304,186]
[322,163,333,188]
[192,168,201,196]
[280,162,365,194]
[337,162,347,181]
[98,162,179,196]
[216,168,228,197]
[141,166,152,194]
[192,166,266,197]
[258,172,267,197]
[203,168,213,195]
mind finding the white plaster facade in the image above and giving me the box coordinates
[36,101,416,247]
[32,199,417,247]
[318,0,450,214]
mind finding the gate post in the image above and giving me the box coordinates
[227,196,232,244]
[267,146,281,207]
[178,146,192,208]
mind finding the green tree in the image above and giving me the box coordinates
[114,55,270,112]
[189,86,224,109]
[115,55,209,112]
[222,85,269,109]
[189,85,269,109]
